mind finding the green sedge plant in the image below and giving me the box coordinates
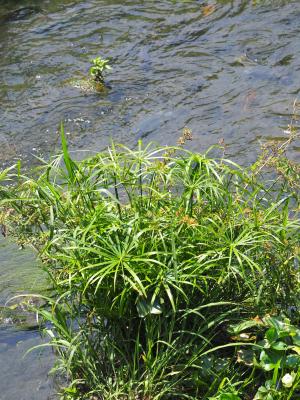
[0,126,299,399]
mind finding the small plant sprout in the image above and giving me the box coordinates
[89,56,111,83]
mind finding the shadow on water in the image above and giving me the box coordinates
[0,0,300,398]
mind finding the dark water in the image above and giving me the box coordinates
[0,0,300,398]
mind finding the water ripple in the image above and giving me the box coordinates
[0,0,299,168]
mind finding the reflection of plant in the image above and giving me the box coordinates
[89,56,111,83]
[231,316,300,399]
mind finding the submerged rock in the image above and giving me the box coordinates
[67,75,108,94]
[0,300,40,331]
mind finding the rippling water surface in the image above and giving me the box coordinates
[0,0,300,398]
[0,238,54,399]
[1,0,300,166]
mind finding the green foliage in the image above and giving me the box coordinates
[89,56,111,83]
[231,316,300,399]
[208,378,241,399]
[0,135,299,399]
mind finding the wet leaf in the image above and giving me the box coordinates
[291,346,300,355]
[292,331,300,346]
[228,318,263,334]
[237,348,255,366]
[266,327,278,344]
[270,341,287,351]
[259,350,282,371]
[286,354,300,368]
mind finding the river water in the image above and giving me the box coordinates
[0,0,300,398]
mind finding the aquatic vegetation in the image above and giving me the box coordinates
[89,56,111,83]
[0,128,299,399]
[67,56,111,93]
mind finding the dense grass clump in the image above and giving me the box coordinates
[0,131,300,399]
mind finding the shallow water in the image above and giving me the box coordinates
[0,327,54,400]
[0,0,300,398]
[0,238,54,400]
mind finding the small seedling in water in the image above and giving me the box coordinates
[89,56,111,83]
